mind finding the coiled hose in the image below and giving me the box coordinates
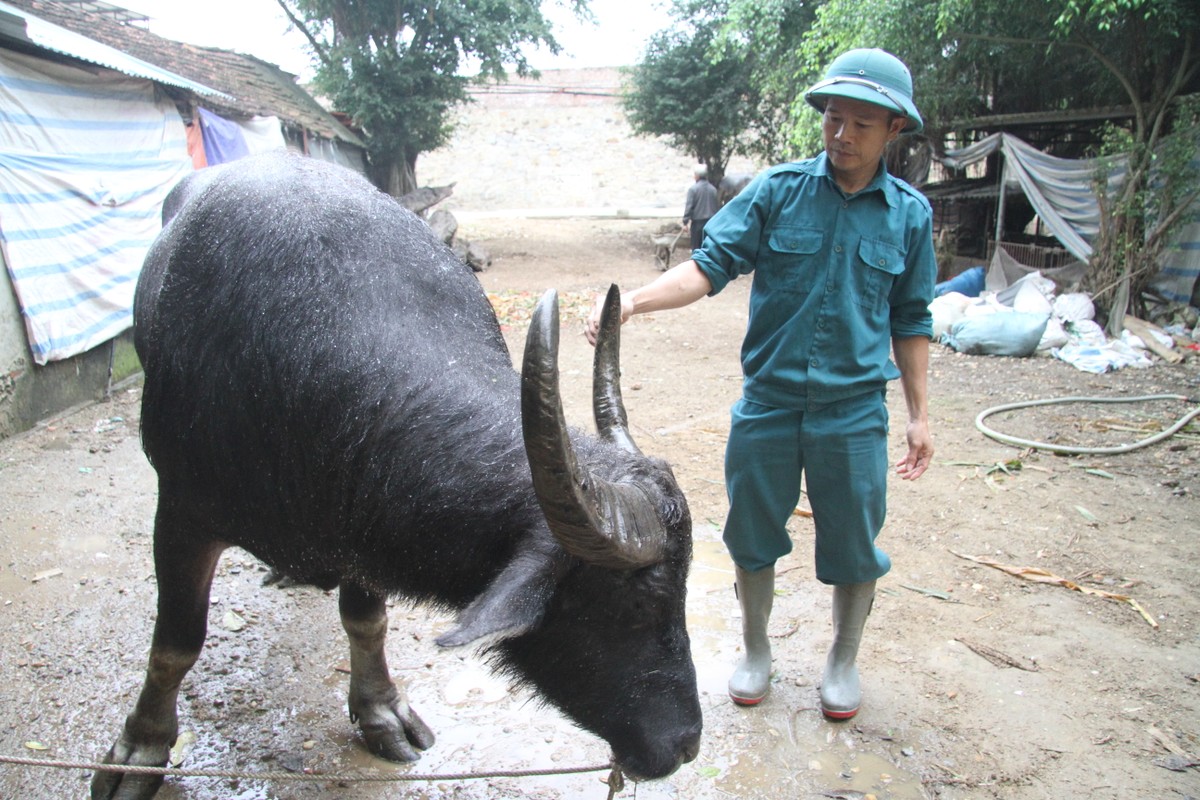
[975,394,1200,455]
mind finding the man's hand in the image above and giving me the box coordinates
[892,335,932,480]
[895,418,933,480]
[583,260,712,346]
[585,291,633,346]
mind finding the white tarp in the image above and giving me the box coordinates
[0,49,191,364]
[939,132,1126,262]
[939,131,1199,305]
[239,115,287,153]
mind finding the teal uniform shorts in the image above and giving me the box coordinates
[722,392,892,584]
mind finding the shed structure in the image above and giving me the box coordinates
[0,0,363,437]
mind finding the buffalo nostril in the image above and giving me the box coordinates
[681,726,702,763]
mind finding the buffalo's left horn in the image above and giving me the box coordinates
[521,289,667,570]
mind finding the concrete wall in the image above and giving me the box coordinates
[0,251,138,439]
[418,68,761,215]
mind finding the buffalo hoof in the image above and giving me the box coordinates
[351,695,436,762]
[90,737,169,800]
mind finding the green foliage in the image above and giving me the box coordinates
[1053,0,1187,32]
[1038,0,1200,317]
[1090,97,1200,319]
[620,1,761,182]
[719,0,820,161]
[281,0,585,195]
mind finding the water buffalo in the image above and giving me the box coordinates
[92,152,701,799]
[718,172,754,206]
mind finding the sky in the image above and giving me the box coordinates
[114,0,676,80]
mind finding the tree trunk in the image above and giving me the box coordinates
[367,150,419,198]
[703,161,727,191]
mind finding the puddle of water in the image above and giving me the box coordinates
[682,530,927,800]
[0,563,27,597]
[689,536,734,595]
[715,708,927,799]
[688,535,739,701]
[441,663,510,705]
[58,532,112,554]
[687,536,735,634]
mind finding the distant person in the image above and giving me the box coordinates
[683,165,720,251]
[588,49,935,720]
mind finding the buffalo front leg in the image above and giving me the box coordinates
[339,581,435,761]
[92,533,224,800]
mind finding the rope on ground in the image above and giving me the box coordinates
[975,394,1200,455]
[0,752,616,784]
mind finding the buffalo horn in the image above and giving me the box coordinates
[592,284,642,454]
[521,290,667,570]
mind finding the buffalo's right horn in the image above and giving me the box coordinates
[521,289,667,570]
[592,284,641,454]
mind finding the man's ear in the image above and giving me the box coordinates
[435,549,569,648]
[889,115,908,139]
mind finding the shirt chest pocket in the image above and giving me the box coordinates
[763,226,824,293]
[854,237,906,310]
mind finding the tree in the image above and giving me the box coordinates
[620,1,762,187]
[1043,0,1200,321]
[717,0,821,163]
[278,0,586,197]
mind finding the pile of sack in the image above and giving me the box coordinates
[931,267,1186,373]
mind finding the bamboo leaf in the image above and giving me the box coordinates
[900,584,960,603]
[949,551,1158,628]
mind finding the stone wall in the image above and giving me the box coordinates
[418,68,760,216]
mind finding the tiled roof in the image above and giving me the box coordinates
[2,0,361,145]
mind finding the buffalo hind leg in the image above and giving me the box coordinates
[91,532,224,800]
[340,581,435,761]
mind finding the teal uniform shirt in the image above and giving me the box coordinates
[693,153,935,409]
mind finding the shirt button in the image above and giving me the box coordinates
[834,245,843,253]
[878,258,886,266]
[843,202,849,209]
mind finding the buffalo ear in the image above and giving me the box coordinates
[435,550,567,648]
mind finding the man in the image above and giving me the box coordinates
[683,165,720,251]
[586,49,935,720]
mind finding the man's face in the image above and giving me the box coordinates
[821,96,907,186]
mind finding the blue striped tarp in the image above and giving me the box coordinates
[0,49,191,364]
[1151,145,1200,305]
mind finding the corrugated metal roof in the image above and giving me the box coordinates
[4,0,362,146]
[0,0,231,98]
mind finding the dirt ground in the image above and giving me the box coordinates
[1,216,1198,800]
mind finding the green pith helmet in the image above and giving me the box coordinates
[805,48,923,134]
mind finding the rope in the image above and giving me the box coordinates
[975,394,1200,455]
[0,752,618,785]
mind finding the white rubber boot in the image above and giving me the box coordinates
[819,580,876,720]
[728,565,774,706]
